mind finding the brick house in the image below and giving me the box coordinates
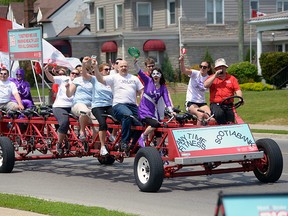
[85,0,288,71]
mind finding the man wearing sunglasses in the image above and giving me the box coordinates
[9,68,34,109]
[0,68,24,111]
[179,55,213,125]
[109,57,122,75]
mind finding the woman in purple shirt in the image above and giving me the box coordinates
[135,61,174,147]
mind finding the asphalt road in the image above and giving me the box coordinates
[0,138,287,216]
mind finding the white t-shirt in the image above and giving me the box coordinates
[0,80,18,103]
[186,70,208,103]
[104,73,143,106]
[53,76,74,108]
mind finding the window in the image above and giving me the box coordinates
[97,7,104,31]
[277,0,288,12]
[167,0,176,25]
[206,0,224,24]
[276,44,288,52]
[137,2,151,27]
[250,0,258,17]
[115,4,123,29]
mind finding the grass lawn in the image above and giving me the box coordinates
[0,194,137,216]
[169,89,288,125]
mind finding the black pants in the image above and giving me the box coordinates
[210,103,234,124]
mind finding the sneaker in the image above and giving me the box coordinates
[56,143,63,154]
[100,146,109,156]
[138,134,145,148]
[108,134,116,142]
[120,142,129,152]
[79,135,86,142]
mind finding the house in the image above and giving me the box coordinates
[2,0,287,72]
[84,0,288,72]
[2,0,91,58]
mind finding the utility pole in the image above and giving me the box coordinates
[24,0,34,28]
[238,0,244,62]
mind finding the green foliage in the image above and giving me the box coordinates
[202,48,214,66]
[227,61,259,84]
[259,52,288,83]
[0,193,136,216]
[161,55,175,82]
[240,82,275,91]
[245,48,256,62]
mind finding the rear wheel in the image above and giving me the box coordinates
[253,138,283,183]
[134,147,164,192]
[0,136,15,173]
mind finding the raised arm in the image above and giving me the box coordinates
[81,56,93,81]
[93,61,106,85]
[44,65,54,83]
[179,55,192,76]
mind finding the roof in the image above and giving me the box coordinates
[57,26,90,37]
[10,2,25,24]
[248,11,288,24]
[0,5,8,18]
[33,0,69,22]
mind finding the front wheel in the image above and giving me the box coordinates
[253,138,283,183]
[0,136,15,173]
[134,147,164,192]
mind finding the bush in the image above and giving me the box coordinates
[202,48,214,66]
[240,82,275,91]
[259,52,288,84]
[227,61,259,84]
[161,55,175,82]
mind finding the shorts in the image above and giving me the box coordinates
[71,103,98,124]
[185,101,207,109]
[0,101,18,111]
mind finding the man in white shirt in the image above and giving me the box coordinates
[0,68,24,111]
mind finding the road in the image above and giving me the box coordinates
[0,138,287,216]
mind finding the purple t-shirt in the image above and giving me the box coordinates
[138,69,172,120]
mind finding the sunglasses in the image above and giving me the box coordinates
[115,62,120,65]
[71,72,80,76]
[199,65,208,69]
[104,68,111,71]
[151,71,161,78]
[0,73,8,76]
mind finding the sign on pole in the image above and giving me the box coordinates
[8,27,42,60]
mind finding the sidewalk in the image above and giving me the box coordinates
[249,124,288,131]
[249,124,288,140]
[0,207,47,216]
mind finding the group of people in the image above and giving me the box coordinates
[0,67,33,113]
[0,53,243,156]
